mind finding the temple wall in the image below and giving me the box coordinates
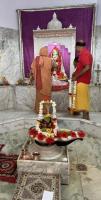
[0,85,101,112]
[0,26,101,85]
[0,26,101,114]
[0,28,21,84]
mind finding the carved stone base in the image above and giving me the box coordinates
[17,140,70,185]
[28,142,64,160]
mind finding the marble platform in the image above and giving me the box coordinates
[17,140,70,185]
[0,85,101,112]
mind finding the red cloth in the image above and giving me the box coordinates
[76,48,93,84]
[35,56,42,90]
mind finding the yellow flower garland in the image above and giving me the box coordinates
[68,80,77,113]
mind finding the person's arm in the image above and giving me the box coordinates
[72,65,91,81]
[31,60,36,77]
[29,69,34,84]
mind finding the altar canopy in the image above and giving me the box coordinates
[18,5,95,77]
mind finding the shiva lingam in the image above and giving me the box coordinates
[28,100,86,148]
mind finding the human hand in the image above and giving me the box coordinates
[72,74,77,81]
[72,76,76,81]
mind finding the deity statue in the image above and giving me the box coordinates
[50,46,67,80]
[49,46,68,91]
[51,47,61,75]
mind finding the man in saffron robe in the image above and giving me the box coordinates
[72,40,93,120]
[31,46,52,114]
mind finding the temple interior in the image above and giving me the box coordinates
[0,0,101,200]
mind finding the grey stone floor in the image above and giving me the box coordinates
[0,111,101,200]
[0,109,101,123]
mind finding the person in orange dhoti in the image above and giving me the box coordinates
[31,46,52,114]
[72,40,93,120]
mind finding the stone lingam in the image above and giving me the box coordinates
[17,100,85,184]
[24,100,85,160]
